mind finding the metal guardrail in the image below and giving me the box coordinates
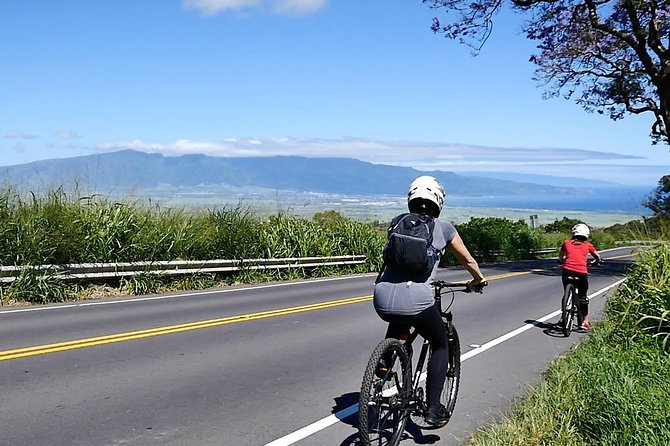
[614,240,665,245]
[477,247,558,258]
[0,255,367,284]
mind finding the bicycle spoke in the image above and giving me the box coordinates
[359,338,410,446]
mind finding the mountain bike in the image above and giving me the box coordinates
[358,280,484,446]
[560,273,582,337]
[559,260,601,337]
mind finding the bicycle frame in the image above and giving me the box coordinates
[561,275,582,336]
[389,282,468,415]
[358,280,479,445]
[403,283,459,395]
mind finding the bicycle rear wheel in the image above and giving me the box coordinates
[359,338,411,446]
[561,284,576,337]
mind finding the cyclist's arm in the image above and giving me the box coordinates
[590,247,603,264]
[447,233,487,285]
[558,243,567,263]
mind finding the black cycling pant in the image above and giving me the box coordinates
[377,303,448,409]
[562,269,589,317]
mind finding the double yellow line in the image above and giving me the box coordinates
[0,295,370,361]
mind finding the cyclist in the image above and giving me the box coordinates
[557,223,602,329]
[373,175,487,427]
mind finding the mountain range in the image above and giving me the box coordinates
[0,150,653,213]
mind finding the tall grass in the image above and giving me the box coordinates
[0,188,382,266]
[0,188,383,303]
[607,244,670,352]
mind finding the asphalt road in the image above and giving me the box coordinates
[0,247,636,446]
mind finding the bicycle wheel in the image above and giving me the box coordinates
[359,338,411,446]
[561,283,576,337]
[441,324,461,418]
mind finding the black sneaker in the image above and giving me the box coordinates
[424,404,451,427]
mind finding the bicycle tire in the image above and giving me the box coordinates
[359,338,411,446]
[561,283,576,337]
[441,324,461,418]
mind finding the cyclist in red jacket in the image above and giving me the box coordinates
[558,223,602,329]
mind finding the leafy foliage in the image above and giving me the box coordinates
[424,0,670,144]
[120,272,165,296]
[543,217,584,233]
[603,214,670,239]
[644,174,670,217]
[1,267,72,304]
[454,217,542,262]
[607,243,670,351]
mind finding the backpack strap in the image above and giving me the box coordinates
[387,213,409,237]
[374,263,386,284]
[377,213,410,283]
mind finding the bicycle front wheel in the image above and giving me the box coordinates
[561,283,576,337]
[359,338,411,446]
[441,324,461,418]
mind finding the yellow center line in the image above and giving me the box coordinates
[0,295,370,361]
[0,254,635,362]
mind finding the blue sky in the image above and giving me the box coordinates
[1,0,669,186]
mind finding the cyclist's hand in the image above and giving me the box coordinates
[467,279,488,293]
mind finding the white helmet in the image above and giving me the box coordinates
[407,175,445,214]
[571,223,590,238]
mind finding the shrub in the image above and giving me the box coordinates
[455,217,542,262]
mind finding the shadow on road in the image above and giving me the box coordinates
[333,392,359,427]
[334,393,443,446]
[524,319,566,337]
[524,318,591,337]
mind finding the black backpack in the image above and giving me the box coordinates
[381,213,439,278]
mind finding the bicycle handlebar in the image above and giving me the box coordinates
[431,280,487,294]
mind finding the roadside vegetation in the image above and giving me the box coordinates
[0,187,664,305]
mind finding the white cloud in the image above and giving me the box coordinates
[183,0,260,15]
[98,139,166,152]
[54,131,82,140]
[272,0,327,15]
[96,136,643,164]
[5,131,39,139]
[182,0,327,15]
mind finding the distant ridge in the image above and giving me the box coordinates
[0,150,652,213]
[0,150,576,197]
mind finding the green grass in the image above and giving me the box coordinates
[0,187,386,302]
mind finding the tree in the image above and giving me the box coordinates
[454,217,541,261]
[423,0,670,144]
[644,174,670,215]
[543,216,583,233]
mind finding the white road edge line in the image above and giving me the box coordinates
[263,278,626,446]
